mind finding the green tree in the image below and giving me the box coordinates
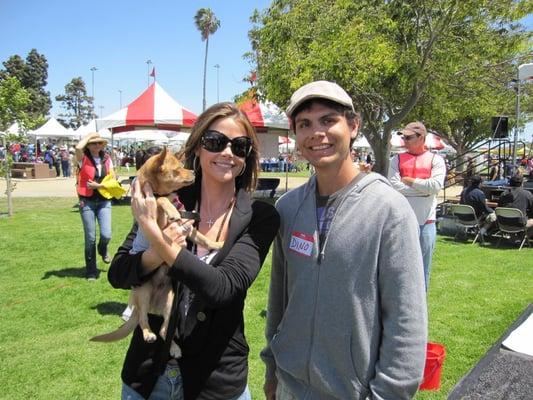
[249,0,532,174]
[0,76,30,217]
[404,7,532,164]
[0,76,31,132]
[0,49,51,120]
[55,77,94,129]
[194,7,220,111]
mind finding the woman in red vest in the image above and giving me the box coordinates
[75,132,115,280]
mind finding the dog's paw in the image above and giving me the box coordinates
[143,332,157,343]
[159,327,167,338]
[170,342,182,359]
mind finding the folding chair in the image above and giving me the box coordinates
[450,204,481,244]
[494,207,530,251]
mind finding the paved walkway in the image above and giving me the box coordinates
[0,174,462,200]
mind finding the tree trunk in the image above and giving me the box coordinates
[366,127,393,177]
[202,38,209,111]
[6,173,13,217]
[2,138,13,217]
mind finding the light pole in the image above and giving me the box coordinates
[99,105,104,119]
[513,63,533,170]
[146,59,152,87]
[118,90,123,109]
[214,64,220,102]
[90,66,97,114]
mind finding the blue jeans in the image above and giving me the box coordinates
[229,385,251,400]
[61,160,70,177]
[79,197,111,278]
[121,366,250,400]
[122,365,183,400]
[419,222,436,291]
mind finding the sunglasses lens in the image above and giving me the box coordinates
[202,131,251,157]
[231,137,251,157]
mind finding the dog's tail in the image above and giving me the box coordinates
[90,311,139,342]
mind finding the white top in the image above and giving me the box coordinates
[388,152,446,225]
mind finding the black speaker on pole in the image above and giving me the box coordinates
[491,116,508,138]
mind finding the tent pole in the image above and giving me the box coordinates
[285,131,289,193]
[111,131,114,163]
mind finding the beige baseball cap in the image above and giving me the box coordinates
[286,80,354,117]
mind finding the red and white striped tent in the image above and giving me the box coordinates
[239,99,289,131]
[96,82,197,133]
[238,98,290,158]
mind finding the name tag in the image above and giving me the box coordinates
[289,231,314,257]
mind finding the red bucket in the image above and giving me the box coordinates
[419,342,446,390]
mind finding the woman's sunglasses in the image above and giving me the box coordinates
[201,130,252,158]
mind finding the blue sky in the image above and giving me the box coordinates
[0,0,532,140]
[0,0,271,117]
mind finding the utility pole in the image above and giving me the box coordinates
[214,64,220,102]
[90,66,97,115]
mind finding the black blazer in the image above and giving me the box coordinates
[108,183,279,399]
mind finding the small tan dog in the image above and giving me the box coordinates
[91,148,222,356]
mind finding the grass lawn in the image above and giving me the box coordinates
[0,196,531,399]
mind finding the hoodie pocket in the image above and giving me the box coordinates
[348,331,370,395]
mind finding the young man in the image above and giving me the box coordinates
[261,81,427,400]
[498,174,533,237]
[459,175,497,237]
[388,122,446,290]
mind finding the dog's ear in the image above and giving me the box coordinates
[154,147,168,170]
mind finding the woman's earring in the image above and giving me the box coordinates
[238,161,246,177]
[193,155,200,172]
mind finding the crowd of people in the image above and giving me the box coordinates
[459,173,533,241]
[0,139,153,178]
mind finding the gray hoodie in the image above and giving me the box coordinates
[261,173,427,400]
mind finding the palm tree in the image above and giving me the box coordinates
[194,8,220,111]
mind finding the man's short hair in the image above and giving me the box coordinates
[509,174,523,187]
[289,98,360,148]
[470,175,482,187]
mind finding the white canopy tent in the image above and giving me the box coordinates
[352,135,371,149]
[29,118,77,140]
[6,122,24,136]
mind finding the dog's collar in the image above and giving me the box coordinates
[154,191,176,198]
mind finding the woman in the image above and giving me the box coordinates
[108,102,280,400]
[75,132,115,280]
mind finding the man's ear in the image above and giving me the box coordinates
[349,119,359,140]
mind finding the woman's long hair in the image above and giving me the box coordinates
[181,102,259,192]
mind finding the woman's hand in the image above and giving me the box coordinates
[87,179,102,189]
[131,179,159,229]
[162,219,195,249]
